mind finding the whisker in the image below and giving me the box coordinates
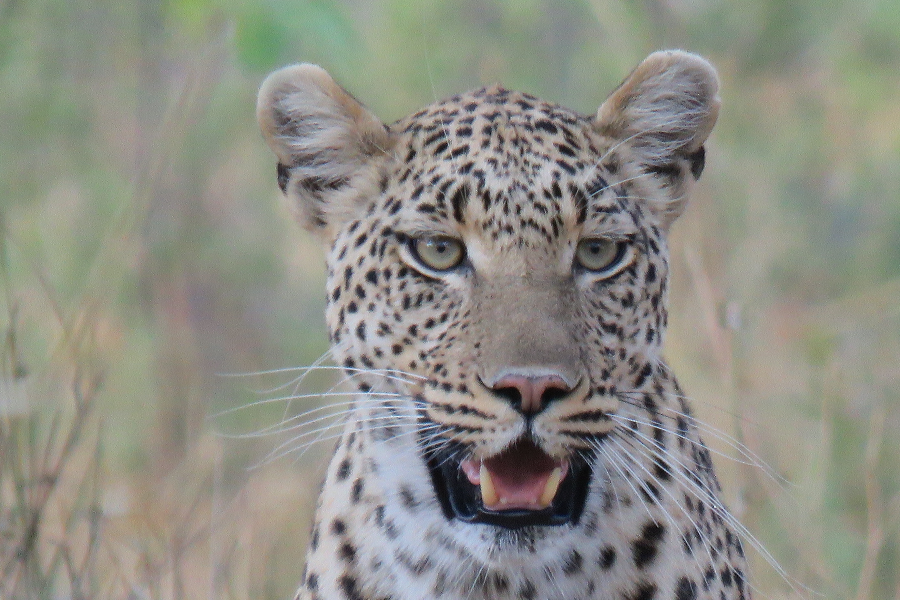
[595,125,670,175]
[592,441,655,522]
[603,435,720,578]
[615,393,791,488]
[218,362,424,397]
[276,418,446,465]
[610,427,808,597]
[255,427,347,468]
[212,390,401,421]
[215,346,337,389]
[589,172,656,200]
[610,413,773,477]
[221,400,359,440]
[620,383,772,433]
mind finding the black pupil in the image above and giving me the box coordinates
[588,242,606,255]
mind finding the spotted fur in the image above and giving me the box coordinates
[257,50,750,600]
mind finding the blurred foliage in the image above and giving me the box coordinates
[1,0,899,598]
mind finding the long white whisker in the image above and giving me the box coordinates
[212,390,401,421]
[593,442,655,522]
[604,435,720,580]
[612,434,786,600]
[590,172,656,199]
[275,418,447,466]
[620,382,777,441]
[222,399,377,440]
[610,426,807,596]
[611,413,769,474]
[216,347,338,395]
[218,363,424,397]
[595,126,666,175]
[254,427,347,468]
[617,389,787,478]
[616,392,791,488]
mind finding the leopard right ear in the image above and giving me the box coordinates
[257,64,395,236]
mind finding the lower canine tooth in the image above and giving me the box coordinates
[479,464,499,506]
[539,467,563,508]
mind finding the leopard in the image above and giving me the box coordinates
[256,50,752,600]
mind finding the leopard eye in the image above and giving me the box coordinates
[575,238,626,274]
[410,236,465,271]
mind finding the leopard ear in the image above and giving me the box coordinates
[257,64,395,236]
[594,51,720,227]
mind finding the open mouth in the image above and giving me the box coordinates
[424,437,592,529]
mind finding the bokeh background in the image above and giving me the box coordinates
[1,0,899,598]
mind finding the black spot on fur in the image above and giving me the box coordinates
[331,519,346,536]
[450,184,469,224]
[599,546,616,569]
[568,183,588,225]
[633,521,665,568]
[634,363,654,388]
[556,159,576,175]
[351,478,364,503]
[338,575,362,600]
[627,581,657,600]
[336,459,351,481]
[562,549,583,575]
[675,577,698,600]
[399,486,418,509]
[339,542,357,563]
[535,119,558,134]
[306,572,319,591]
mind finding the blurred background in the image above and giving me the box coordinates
[1,0,898,598]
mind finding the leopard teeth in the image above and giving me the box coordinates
[538,467,563,508]
[479,464,499,507]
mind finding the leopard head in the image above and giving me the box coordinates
[257,51,719,530]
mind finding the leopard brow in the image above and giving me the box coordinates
[393,220,465,241]
[578,223,639,240]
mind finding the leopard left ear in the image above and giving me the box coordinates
[594,51,720,227]
[257,64,395,238]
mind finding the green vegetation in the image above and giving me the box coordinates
[1,0,898,598]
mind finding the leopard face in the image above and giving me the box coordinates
[257,52,746,600]
[324,89,699,530]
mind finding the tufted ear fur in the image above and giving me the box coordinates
[595,50,720,227]
[257,64,395,236]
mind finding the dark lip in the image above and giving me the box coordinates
[422,438,593,529]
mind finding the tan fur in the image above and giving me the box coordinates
[257,64,395,237]
[595,50,720,157]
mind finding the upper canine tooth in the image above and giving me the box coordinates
[539,467,563,508]
[479,464,499,507]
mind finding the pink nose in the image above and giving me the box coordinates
[490,374,573,414]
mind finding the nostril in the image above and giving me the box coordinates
[489,374,573,414]
[492,385,523,407]
[540,385,569,404]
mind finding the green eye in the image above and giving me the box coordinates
[575,238,625,273]
[411,236,465,271]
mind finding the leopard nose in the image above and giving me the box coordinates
[490,373,574,414]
